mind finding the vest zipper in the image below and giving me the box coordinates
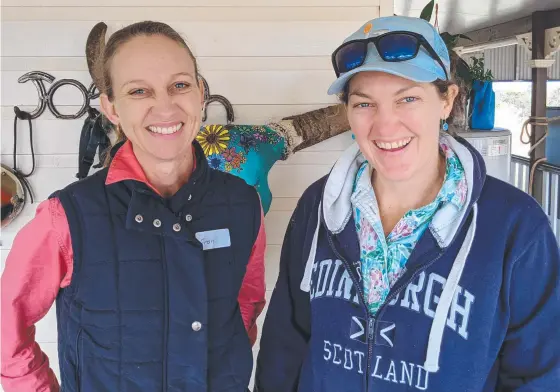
[160,239,169,392]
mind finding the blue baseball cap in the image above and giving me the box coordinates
[327,16,450,95]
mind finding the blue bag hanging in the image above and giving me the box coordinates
[469,80,495,130]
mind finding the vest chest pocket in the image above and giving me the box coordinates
[203,246,238,300]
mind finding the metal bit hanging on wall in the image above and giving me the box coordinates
[200,75,235,124]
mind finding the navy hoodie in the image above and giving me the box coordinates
[255,134,560,392]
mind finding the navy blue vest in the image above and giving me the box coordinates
[51,141,261,391]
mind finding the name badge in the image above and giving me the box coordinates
[195,228,231,250]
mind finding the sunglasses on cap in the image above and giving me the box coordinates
[331,31,449,80]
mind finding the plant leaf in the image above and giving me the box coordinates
[420,0,435,22]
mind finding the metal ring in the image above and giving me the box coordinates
[46,79,90,119]
[204,94,235,124]
[17,71,55,120]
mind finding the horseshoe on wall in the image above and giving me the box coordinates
[203,94,235,124]
[47,78,91,120]
[199,75,235,124]
[16,71,55,119]
[200,75,211,102]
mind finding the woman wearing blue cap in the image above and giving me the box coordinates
[255,15,560,392]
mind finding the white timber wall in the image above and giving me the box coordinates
[0,0,393,389]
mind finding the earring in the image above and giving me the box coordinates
[441,118,449,132]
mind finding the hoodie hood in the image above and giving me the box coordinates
[300,133,487,373]
[320,133,485,244]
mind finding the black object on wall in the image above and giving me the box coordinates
[14,70,109,179]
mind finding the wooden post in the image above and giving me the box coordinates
[530,11,548,204]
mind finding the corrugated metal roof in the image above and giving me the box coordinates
[516,45,532,81]
[461,48,516,81]
[508,45,558,81]
[461,45,560,81]
[484,45,516,81]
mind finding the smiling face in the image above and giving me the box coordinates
[346,71,457,183]
[100,34,204,164]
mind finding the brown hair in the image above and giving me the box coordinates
[95,21,200,162]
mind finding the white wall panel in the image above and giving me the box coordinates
[4,0,379,6]
[0,2,393,389]
[2,6,378,21]
[2,21,364,57]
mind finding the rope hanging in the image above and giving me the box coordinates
[520,115,560,195]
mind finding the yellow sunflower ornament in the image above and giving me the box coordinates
[196,125,231,156]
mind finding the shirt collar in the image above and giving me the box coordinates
[105,140,197,197]
[352,137,467,211]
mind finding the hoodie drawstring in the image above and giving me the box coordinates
[300,201,322,292]
[299,198,479,375]
[424,203,478,373]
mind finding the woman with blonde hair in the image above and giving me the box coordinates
[2,21,265,392]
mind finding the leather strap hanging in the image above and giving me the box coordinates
[76,107,111,179]
[12,107,36,203]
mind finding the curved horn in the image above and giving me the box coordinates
[85,22,107,91]
[268,104,350,156]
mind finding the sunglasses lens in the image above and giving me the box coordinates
[335,41,367,74]
[377,34,419,61]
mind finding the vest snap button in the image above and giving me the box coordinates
[188,194,192,201]
[173,223,181,232]
[192,321,202,331]
[153,219,162,228]
[185,214,193,222]
[135,214,143,223]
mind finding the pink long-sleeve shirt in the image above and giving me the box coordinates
[1,141,266,392]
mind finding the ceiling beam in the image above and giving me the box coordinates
[542,8,560,30]
[455,8,560,49]
[456,16,532,48]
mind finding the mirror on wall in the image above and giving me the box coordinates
[1,164,26,229]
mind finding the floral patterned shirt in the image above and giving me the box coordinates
[351,137,468,316]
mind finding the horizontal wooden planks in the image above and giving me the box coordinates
[1,21,360,57]
[4,0,379,6]
[2,6,379,21]
[2,56,334,72]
